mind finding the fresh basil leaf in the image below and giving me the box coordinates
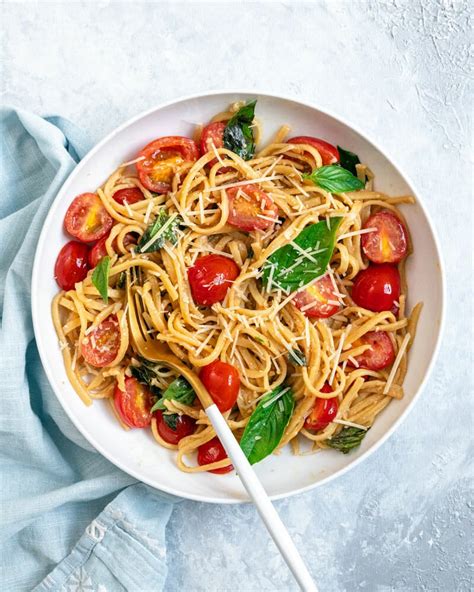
[337,146,361,176]
[261,217,341,293]
[223,99,257,160]
[162,413,178,430]
[130,360,162,397]
[327,427,368,454]
[305,165,365,193]
[288,348,307,366]
[138,210,181,253]
[240,385,294,464]
[92,256,111,303]
[150,376,196,413]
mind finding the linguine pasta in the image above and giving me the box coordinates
[52,101,421,474]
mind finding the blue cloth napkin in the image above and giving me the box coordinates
[0,108,175,592]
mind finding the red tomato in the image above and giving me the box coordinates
[136,136,199,193]
[362,211,408,264]
[293,275,341,319]
[197,437,233,474]
[155,411,196,444]
[54,241,90,290]
[114,377,154,428]
[81,315,121,368]
[88,236,108,268]
[200,121,226,166]
[348,331,395,370]
[226,184,279,232]
[287,136,340,165]
[199,360,240,412]
[64,193,113,243]
[352,264,401,312]
[188,255,240,306]
[304,383,338,431]
[113,187,144,205]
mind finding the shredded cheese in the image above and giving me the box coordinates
[383,333,411,394]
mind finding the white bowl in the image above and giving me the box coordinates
[31,91,445,503]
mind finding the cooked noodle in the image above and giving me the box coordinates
[52,102,421,473]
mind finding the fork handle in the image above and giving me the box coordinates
[205,404,317,592]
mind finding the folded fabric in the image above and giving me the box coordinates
[0,108,175,592]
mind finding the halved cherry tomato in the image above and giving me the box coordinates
[54,241,90,290]
[304,383,338,431]
[197,437,233,474]
[362,211,408,264]
[199,360,240,412]
[88,236,108,268]
[200,121,226,165]
[136,136,199,193]
[226,184,279,232]
[348,331,395,370]
[352,264,401,312]
[155,411,196,444]
[81,315,121,368]
[293,275,341,319]
[287,136,340,165]
[113,187,144,205]
[188,254,240,306]
[114,377,154,428]
[64,193,113,243]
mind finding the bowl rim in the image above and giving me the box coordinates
[31,89,446,504]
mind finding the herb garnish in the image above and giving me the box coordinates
[288,348,307,366]
[138,210,181,253]
[150,377,195,413]
[261,217,341,294]
[327,427,368,454]
[304,165,364,193]
[240,385,294,464]
[337,146,361,176]
[223,100,257,160]
[92,255,111,303]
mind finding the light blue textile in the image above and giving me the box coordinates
[0,108,175,591]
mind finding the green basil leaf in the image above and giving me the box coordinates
[337,146,361,176]
[162,413,179,430]
[223,99,257,160]
[327,427,368,454]
[91,256,111,303]
[288,348,307,366]
[240,385,294,464]
[150,376,196,413]
[261,217,341,293]
[138,210,181,253]
[305,165,365,193]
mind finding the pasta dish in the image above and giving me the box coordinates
[52,100,421,474]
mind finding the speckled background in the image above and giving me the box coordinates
[3,1,473,590]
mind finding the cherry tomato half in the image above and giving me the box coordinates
[293,274,341,319]
[136,136,199,193]
[304,383,338,431]
[114,377,154,428]
[113,187,144,205]
[197,437,233,474]
[362,210,408,264]
[155,411,196,444]
[348,331,395,371]
[188,255,240,306]
[200,121,226,165]
[352,264,401,313]
[88,236,108,268]
[64,193,113,243]
[199,360,240,412]
[287,136,340,165]
[81,315,121,368]
[54,240,90,290]
[226,184,279,232]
